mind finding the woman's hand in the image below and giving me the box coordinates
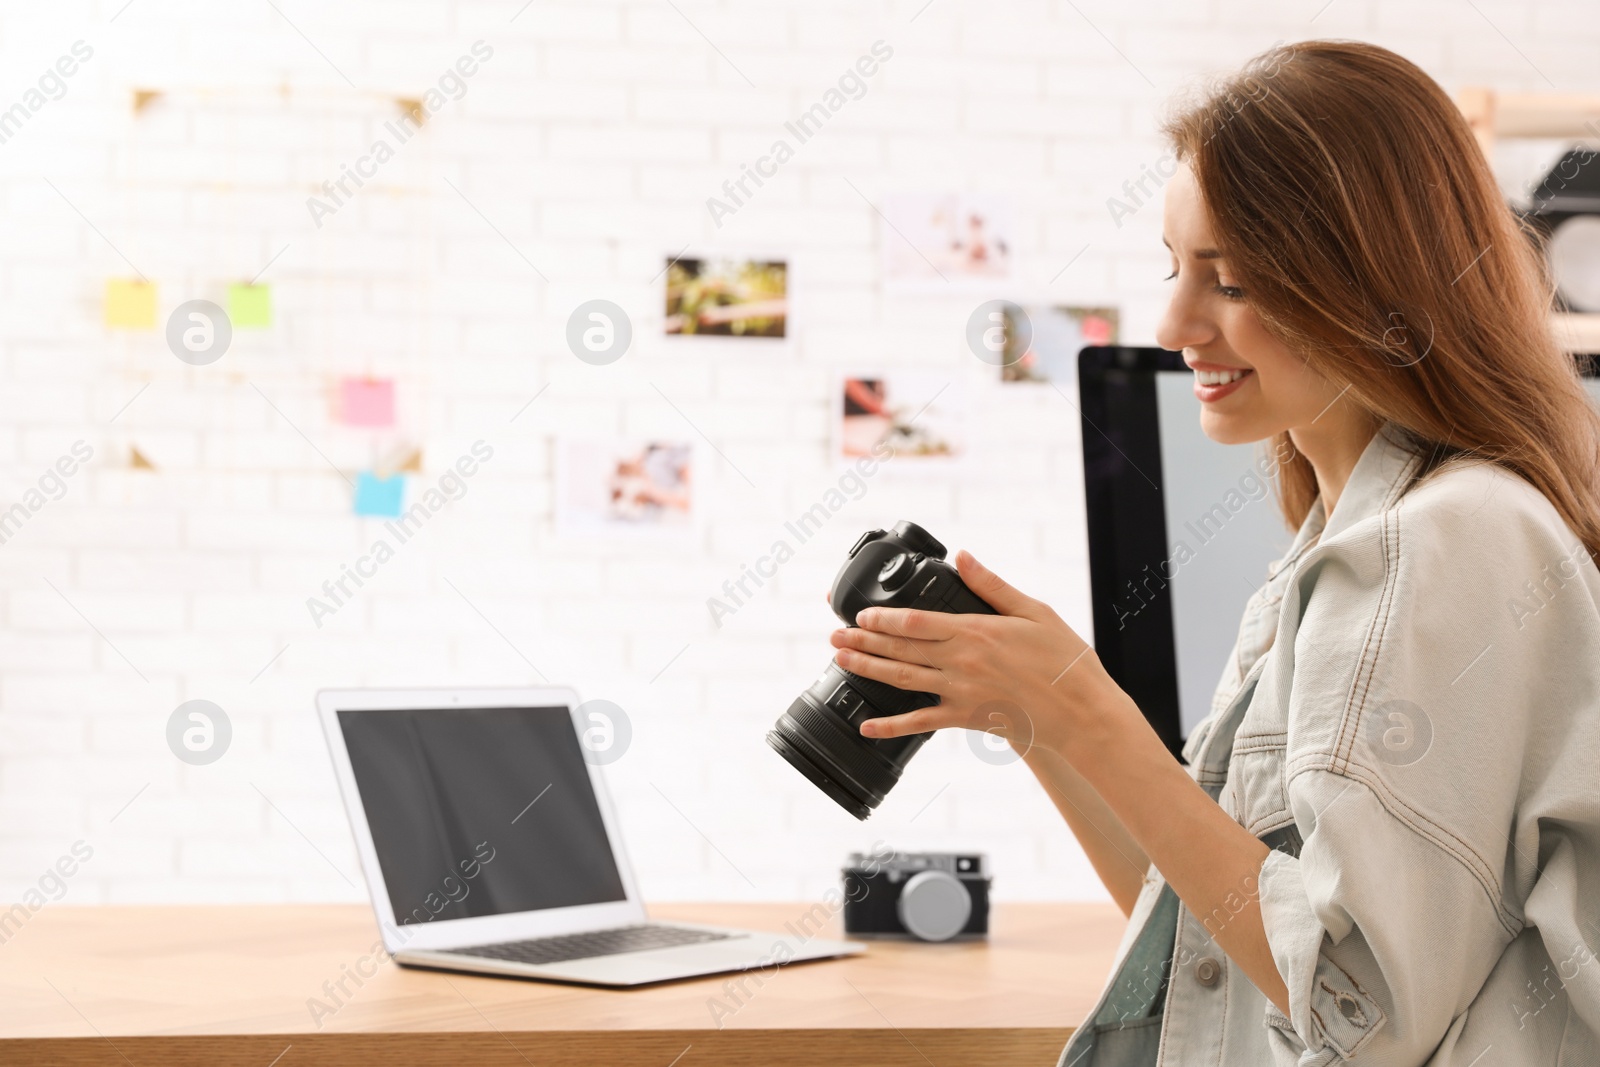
[833,550,1293,1016]
[828,550,1135,757]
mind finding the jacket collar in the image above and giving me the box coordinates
[1181,422,1428,782]
[1312,421,1428,545]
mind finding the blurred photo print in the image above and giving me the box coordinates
[663,256,788,337]
[557,439,695,537]
[837,372,966,466]
[882,192,1013,289]
[1000,305,1119,383]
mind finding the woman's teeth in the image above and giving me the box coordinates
[1195,368,1249,386]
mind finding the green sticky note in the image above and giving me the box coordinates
[228,283,272,328]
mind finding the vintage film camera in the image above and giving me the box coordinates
[841,851,991,942]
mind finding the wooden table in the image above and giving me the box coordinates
[0,902,1125,1066]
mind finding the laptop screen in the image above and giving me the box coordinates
[336,705,627,926]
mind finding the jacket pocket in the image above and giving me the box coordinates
[1225,652,1294,833]
[1227,740,1292,836]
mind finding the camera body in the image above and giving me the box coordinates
[842,851,991,942]
[767,521,998,819]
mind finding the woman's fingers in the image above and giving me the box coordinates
[858,707,944,739]
[832,647,946,695]
[830,625,931,665]
[954,550,1043,618]
[855,606,958,640]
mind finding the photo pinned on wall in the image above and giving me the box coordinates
[663,256,787,338]
[1000,306,1119,384]
[881,193,1013,291]
[836,372,966,469]
[556,439,696,539]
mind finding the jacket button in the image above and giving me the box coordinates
[1194,957,1221,987]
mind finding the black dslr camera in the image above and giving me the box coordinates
[767,521,997,819]
[842,851,991,942]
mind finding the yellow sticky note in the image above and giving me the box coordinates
[228,283,272,328]
[105,279,157,329]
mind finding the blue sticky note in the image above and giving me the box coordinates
[354,471,404,517]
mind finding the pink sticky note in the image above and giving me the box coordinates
[340,378,394,427]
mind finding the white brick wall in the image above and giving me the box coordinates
[0,0,1593,907]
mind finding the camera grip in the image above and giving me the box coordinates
[930,578,999,617]
[896,559,1000,618]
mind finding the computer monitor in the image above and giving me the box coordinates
[1079,345,1600,758]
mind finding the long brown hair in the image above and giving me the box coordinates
[1163,40,1600,560]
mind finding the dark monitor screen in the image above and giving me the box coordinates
[1079,347,1291,755]
[336,705,627,926]
[1081,346,1600,757]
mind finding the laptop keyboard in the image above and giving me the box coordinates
[453,923,737,966]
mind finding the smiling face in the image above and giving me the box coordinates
[1155,164,1350,446]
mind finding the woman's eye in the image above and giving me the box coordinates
[1214,284,1245,300]
[1163,269,1177,281]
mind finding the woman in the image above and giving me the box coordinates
[831,41,1600,1065]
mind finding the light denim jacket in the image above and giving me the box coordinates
[1060,422,1600,1066]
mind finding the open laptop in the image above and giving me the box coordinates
[318,687,864,987]
[1078,345,1600,756]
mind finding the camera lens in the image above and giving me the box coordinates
[897,870,972,942]
[766,662,936,820]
